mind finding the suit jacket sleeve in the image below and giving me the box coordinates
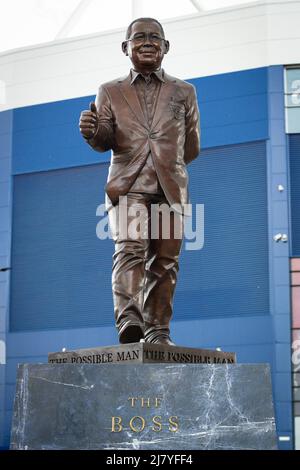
[184,85,200,165]
[85,85,114,153]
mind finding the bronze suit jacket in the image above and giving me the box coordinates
[86,71,200,213]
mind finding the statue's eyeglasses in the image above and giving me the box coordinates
[126,33,166,45]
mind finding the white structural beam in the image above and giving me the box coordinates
[55,0,94,40]
[189,0,205,12]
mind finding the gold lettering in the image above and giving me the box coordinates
[129,416,145,433]
[141,398,151,408]
[111,416,122,432]
[169,416,179,432]
[128,397,137,407]
[154,397,162,408]
[152,415,162,432]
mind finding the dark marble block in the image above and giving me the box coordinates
[10,363,277,450]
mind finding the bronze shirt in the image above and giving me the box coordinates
[128,68,164,194]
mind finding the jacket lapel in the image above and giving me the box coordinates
[151,73,177,130]
[118,74,148,130]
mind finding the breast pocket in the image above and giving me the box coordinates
[169,101,186,120]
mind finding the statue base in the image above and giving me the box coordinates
[10,360,277,450]
[48,342,236,365]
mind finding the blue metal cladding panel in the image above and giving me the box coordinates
[189,66,268,148]
[289,134,300,256]
[10,140,269,332]
[12,96,111,175]
[10,163,114,331]
[11,67,268,175]
[174,140,269,320]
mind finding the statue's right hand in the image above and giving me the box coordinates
[79,102,99,139]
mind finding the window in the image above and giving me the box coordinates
[285,67,300,134]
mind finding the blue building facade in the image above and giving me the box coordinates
[0,65,295,449]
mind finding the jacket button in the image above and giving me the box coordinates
[149,133,156,139]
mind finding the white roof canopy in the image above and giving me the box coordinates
[0,0,260,54]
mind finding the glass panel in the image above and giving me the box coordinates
[293,373,300,387]
[286,108,300,134]
[294,388,300,401]
[292,273,300,286]
[292,288,300,328]
[285,68,300,94]
[295,417,300,450]
[285,95,300,108]
[294,402,300,416]
[291,259,300,272]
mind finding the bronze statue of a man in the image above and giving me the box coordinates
[79,17,200,345]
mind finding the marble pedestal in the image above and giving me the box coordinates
[10,363,277,450]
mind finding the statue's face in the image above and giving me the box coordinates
[122,20,169,71]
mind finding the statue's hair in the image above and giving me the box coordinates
[126,17,165,39]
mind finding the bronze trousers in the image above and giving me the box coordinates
[108,192,183,343]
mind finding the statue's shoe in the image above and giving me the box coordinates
[149,335,175,346]
[119,321,144,344]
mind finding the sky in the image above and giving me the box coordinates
[0,0,259,54]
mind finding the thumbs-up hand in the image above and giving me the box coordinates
[79,101,99,139]
[89,102,97,114]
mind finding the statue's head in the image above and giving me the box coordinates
[122,18,169,71]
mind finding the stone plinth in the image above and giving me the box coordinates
[10,363,277,450]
